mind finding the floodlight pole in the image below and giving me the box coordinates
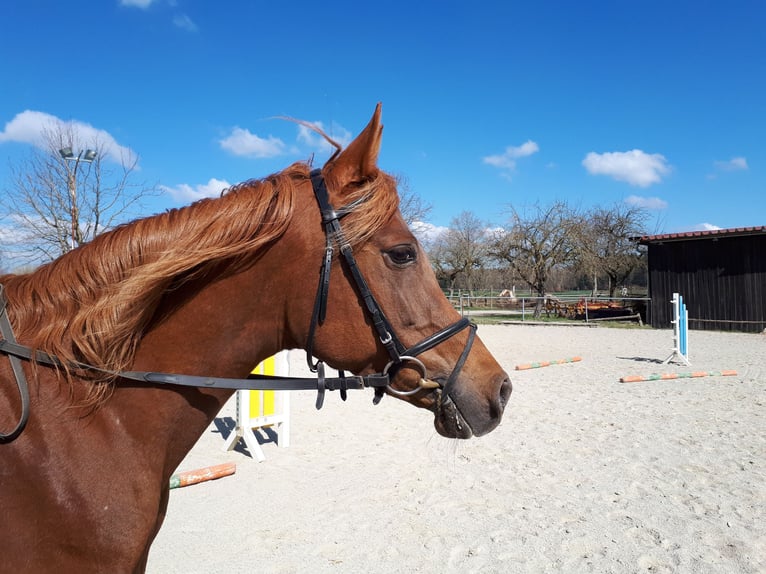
[59,148,97,250]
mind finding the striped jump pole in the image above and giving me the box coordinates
[515,356,582,371]
[620,370,737,383]
[663,292,691,366]
[169,462,237,489]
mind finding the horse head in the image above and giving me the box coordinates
[298,104,512,438]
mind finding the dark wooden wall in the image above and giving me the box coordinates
[647,234,766,332]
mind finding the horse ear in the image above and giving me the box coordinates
[324,103,383,190]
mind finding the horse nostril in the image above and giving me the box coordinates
[487,374,512,419]
[498,375,512,408]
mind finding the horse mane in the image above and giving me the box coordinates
[0,160,399,403]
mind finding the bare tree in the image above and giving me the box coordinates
[575,203,649,297]
[489,201,580,316]
[429,211,488,296]
[394,174,432,229]
[1,123,157,264]
[428,239,462,295]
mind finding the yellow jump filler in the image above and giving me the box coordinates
[222,351,291,461]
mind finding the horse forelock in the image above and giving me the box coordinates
[334,169,400,247]
[0,160,400,403]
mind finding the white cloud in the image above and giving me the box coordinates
[410,221,448,244]
[694,222,722,231]
[119,0,156,8]
[0,110,139,168]
[161,178,230,202]
[173,14,198,32]
[483,140,539,173]
[0,110,53,145]
[625,195,668,210]
[484,225,506,237]
[219,120,353,160]
[714,157,748,171]
[0,215,28,244]
[582,149,670,187]
[219,128,288,158]
[411,222,501,245]
[297,121,352,152]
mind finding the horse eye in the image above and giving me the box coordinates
[385,245,417,267]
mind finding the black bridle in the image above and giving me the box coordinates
[0,169,475,442]
[305,169,476,405]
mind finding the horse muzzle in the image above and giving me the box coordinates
[432,371,512,438]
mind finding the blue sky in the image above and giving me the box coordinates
[1,1,764,236]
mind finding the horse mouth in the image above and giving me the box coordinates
[386,371,510,439]
[431,390,473,439]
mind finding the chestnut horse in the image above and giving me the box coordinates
[0,105,511,572]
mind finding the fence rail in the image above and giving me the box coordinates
[446,292,651,324]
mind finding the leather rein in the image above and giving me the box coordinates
[0,170,475,443]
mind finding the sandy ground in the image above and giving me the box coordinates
[146,324,766,574]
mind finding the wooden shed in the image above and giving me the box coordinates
[637,226,766,332]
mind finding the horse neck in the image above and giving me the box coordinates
[116,239,314,472]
